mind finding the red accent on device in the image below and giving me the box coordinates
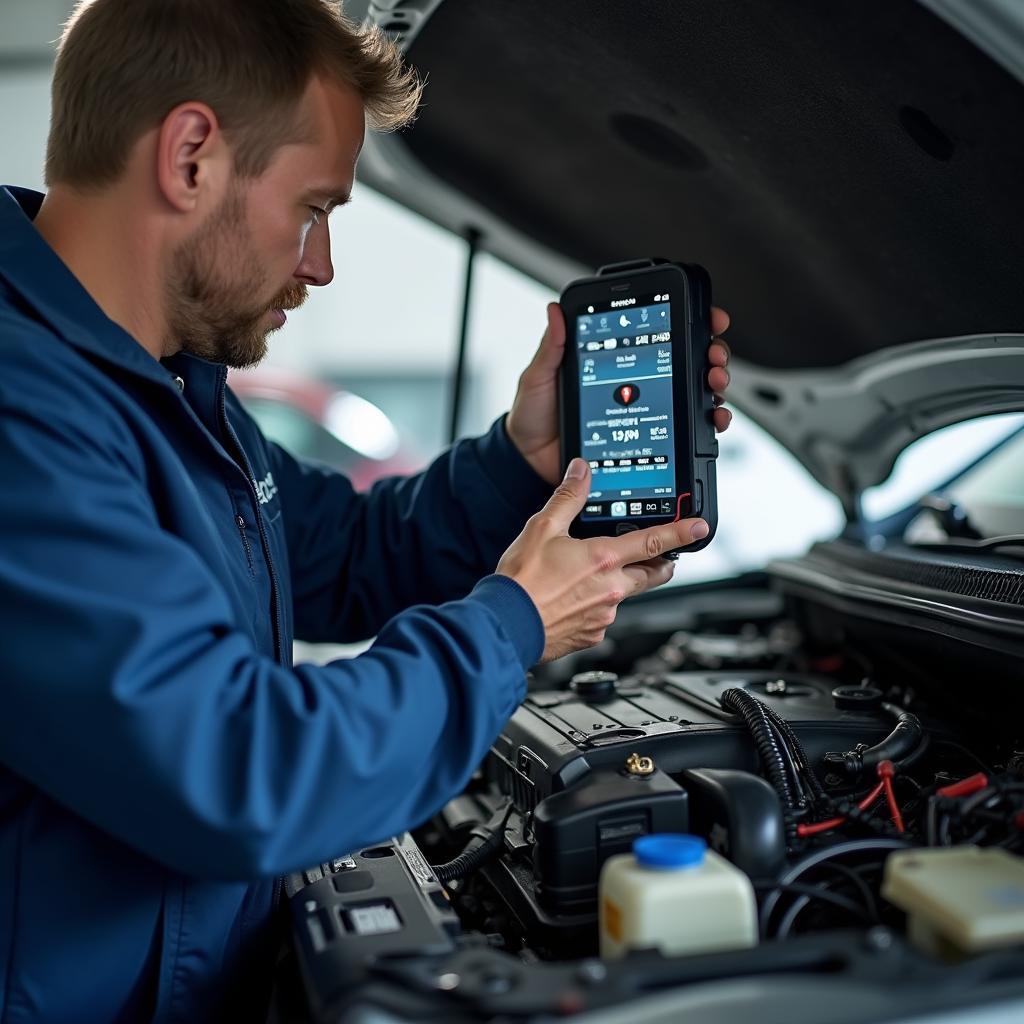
[674,492,692,522]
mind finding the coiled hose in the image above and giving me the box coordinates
[721,687,800,843]
[432,804,512,885]
[760,701,830,809]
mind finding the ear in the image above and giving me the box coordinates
[155,102,228,213]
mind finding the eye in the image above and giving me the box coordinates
[306,206,326,225]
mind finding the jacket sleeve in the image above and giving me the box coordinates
[0,374,543,881]
[258,406,554,643]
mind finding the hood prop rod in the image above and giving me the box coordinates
[448,226,482,444]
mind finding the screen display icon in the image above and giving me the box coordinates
[610,501,627,517]
[613,383,640,407]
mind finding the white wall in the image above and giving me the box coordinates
[0,68,52,190]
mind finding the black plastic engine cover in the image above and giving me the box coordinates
[487,672,893,813]
[532,766,688,914]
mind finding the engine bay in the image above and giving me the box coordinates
[278,572,1024,1022]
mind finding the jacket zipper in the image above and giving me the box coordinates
[217,373,288,923]
[216,371,285,667]
[235,514,255,576]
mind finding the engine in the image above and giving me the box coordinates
[422,668,944,958]
[282,602,1024,1021]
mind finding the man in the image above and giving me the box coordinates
[0,0,732,1020]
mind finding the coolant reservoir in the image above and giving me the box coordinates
[883,846,1024,956]
[599,834,758,959]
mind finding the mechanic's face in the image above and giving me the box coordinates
[167,76,364,367]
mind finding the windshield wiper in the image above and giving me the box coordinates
[913,495,983,539]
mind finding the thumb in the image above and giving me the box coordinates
[539,458,591,533]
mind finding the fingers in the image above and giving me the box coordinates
[709,341,730,367]
[623,557,677,593]
[534,458,591,534]
[601,517,708,566]
[708,365,730,393]
[710,306,730,337]
[521,302,566,383]
[707,316,731,432]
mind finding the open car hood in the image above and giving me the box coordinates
[349,0,1024,504]
[729,332,1024,515]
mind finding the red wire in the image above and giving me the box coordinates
[936,772,989,799]
[882,776,905,832]
[876,759,905,833]
[797,781,886,838]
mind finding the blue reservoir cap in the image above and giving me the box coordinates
[634,834,707,870]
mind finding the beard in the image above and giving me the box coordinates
[166,185,307,369]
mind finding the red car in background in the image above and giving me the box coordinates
[228,367,420,491]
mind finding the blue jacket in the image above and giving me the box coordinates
[0,187,549,1022]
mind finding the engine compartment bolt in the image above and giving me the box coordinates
[625,752,655,776]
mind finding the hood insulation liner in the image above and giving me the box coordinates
[402,0,1024,368]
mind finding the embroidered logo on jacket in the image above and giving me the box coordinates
[254,471,279,506]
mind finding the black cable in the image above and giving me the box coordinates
[931,739,992,776]
[927,798,941,847]
[938,815,952,847]
[721,688,799,841]
[775,888,873,938]
[822,791,905,839]
[767,717,809,812]
[965,825,993,845]
[820,861,879,923]
[751,881,873,938]
[433,802,511,885]
[760,701,829,808]
[927,780,1024,849]
[758,838,912,937]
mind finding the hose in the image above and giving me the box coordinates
[867,703,925,770]
[825,702,925,778]
[721,688,799,842]
[768,717,809,811]
[760,700,830,809]
[758,837,913,938]
[432,803,512,885]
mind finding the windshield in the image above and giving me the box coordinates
[861,414,1024,528]
[944,427,1024,538]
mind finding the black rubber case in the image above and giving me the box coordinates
[558,258,718,553]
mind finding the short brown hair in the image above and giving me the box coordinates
[45,0,421,188]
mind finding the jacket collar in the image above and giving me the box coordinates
[0,185,188,391]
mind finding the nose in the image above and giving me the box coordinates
[295,218,334,287]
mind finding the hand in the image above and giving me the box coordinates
[507,302,734,486]
[497,459,709,662]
